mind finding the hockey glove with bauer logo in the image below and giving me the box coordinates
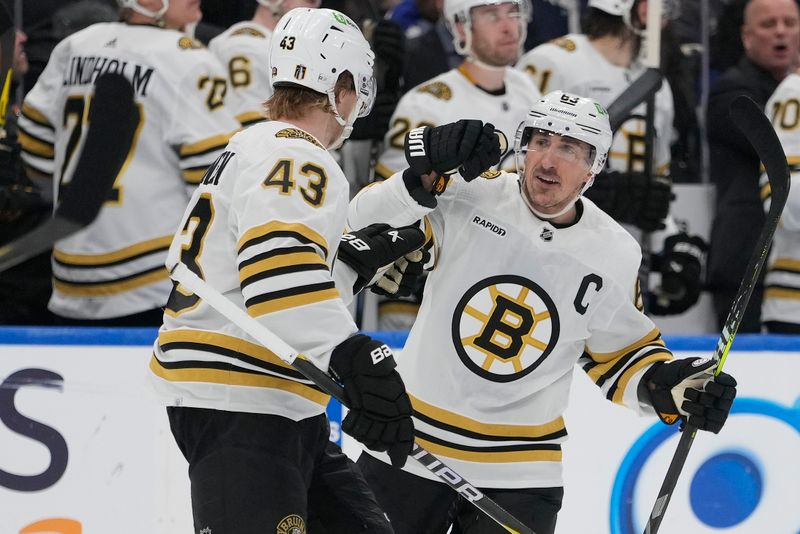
[650,233,706,315]
[641,357,737,433]
[329,334,414,467]
[403,120,502,197]
[337,223,426,295]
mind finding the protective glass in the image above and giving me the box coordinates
[469,1,527,24]
[518,128,594,168]
[356,74,377,118]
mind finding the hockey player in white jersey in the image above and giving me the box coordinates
[517,0,706,317]
[348,91,737,534]
[208,0,320,127]
[373,0,541,329]
[17,0,242,325]
[150,8,450,532]
[761,71,800,333]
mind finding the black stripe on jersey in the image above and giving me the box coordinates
[240,263,328,290]
[414,429,562,454]
[53,245,170,269]
[245,281,336,308]
[52,264,165,286]
[18,126,55,157]
[602,348,672,401]
[413,410,567,442]
[179,136,230,159]
[582,346,666,388]
[158,340,318,386]
[238,245,320,269]
[238,230,329,259]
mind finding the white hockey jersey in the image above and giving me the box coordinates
[761,73,800,325]
[208,20,272,127]
[150,120,357,420]
[375,65,541,180]
[517,34,674,176]
[348,172,672,488]
[18,22,241,319]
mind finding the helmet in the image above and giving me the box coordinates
[256,0,322,17]
[586,0,634,17]
[443,0,531,59]
[514,90,612,177]
[270,8,375,146]
[117,0,169,21]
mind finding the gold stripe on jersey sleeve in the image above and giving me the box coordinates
[584,328,663,365]
[377,300,420,315]
[54,267,169,296]
[760,182,771,200]
[246,284,340,317]
[236,110,266,126]
[53,235,173,266]
[239,251,327,284]
[772,258,800,272]
[182,167,207,184]
[158,329,296,371]
[374,162,395,180]
[149,355,329,405]
[179,133,231,158]
[21,103,53,128]
[410,394,565,439]
[609,350,673,405]
[414,436,562,463]
[237,221,329,259]
[765,287,800,300]
[18,130,55,158]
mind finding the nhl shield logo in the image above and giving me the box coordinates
[539,227,553,242]
[277,514,306,534]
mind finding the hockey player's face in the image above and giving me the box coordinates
[742,0,800,78]
[522,132,593,220]
[469,3,524,66]
[163,0,203,29]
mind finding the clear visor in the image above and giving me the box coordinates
[515,127,595,171]
[468,0,531,24]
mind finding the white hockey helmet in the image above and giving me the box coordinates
[587,0,635,17]
[514,90,612,177]
[256,0,321,17]
[117,0,169,22]
[443,0,532,58]
[270,8,376,145]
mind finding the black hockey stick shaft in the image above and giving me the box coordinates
[607,68,663,132]
[0,72,138,273]
[642,95,790,534]
[170,263,537,534]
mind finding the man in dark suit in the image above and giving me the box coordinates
[707,0,800,332]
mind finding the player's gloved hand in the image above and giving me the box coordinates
[337,223,426,295]
[371,19,405,86]
[403,120,501,181]
[642,357,737,433]
[650,233,706,315]
[371,246,430,298]
[329,334,414,467]
[585,171,672,232]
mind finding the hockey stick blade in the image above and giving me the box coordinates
[607,68,663,132]
[642,95,790,534]
[170,263,537,534]
[0,72,138,273]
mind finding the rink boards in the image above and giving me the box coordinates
[0,327,798,534]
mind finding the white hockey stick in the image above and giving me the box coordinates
[169,262,537,534]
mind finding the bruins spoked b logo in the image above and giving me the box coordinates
[452,275,559,382]
[277,514,306,534]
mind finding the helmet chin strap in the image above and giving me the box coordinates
[130,0,169,25]
[326,90,359,150]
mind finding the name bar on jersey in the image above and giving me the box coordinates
[63,55,154,97]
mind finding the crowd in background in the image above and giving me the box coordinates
[1,0,799,335]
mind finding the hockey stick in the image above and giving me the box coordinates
[607,68,662,132]
[170,262,537,534]
[642,95,790,534]
[0,72,139,273]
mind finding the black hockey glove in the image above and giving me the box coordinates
[585,171,672,232]
[337,223,426,295]
[650,233,706,316]
[641,357,737,434]
[329,334,414,467]
[371,246,430,298]
[404,120,502,182]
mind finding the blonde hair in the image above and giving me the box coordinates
[264,72,355,121]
